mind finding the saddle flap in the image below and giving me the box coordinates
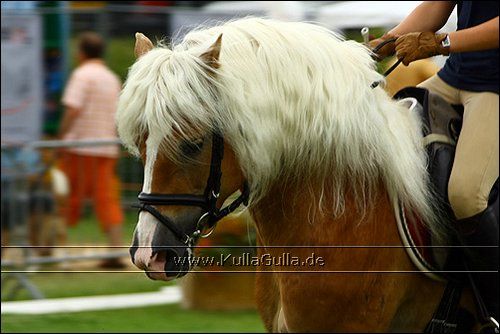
[393,87,464,278]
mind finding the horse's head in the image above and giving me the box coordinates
[117,33,247,280]
[118,18,440,281]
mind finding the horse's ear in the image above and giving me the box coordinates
[134,32,154,58]
[200,34,222,69]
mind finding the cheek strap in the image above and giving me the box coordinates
[133,131,250,247]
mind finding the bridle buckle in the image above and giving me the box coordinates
[196,212,217,238]
[479,317,500,333]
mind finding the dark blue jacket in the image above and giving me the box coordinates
[438,1,499,94]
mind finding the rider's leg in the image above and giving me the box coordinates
[419,76,499,323]
[448,90,498,219]
[417,74,461,105]
[449,90,499,321]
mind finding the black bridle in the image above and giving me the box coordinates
[370,38,403,89]
[133,131,249,247]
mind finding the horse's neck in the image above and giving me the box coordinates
[250,180,400,247]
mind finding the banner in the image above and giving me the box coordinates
[1,13,43,144]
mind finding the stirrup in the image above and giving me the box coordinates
[479,317,499,334]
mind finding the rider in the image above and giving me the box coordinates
[370,0,499,328]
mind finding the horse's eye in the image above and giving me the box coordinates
[180,139,204,156]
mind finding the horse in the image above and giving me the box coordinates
[383,57,439,96]
[116,18,475,332]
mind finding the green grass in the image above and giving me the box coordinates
[1,271,265,333]
[1,304,265,333]
[1,273,168,302]
[106,37,136,82]
[1,211,265,333]
[69,36,135,82]
[1,210,159,303]
[66,209,138,245]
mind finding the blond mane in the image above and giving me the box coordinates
[117,18,444,237]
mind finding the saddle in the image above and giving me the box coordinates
[393,87,463,279]
[393,87,500,333]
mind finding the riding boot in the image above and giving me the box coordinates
[456,185,499,331]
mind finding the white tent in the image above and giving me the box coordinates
[170,1,316,41]
[315,1,457,67]
[315,1,457,32]
[202,1,268,15]
[202,1,338,21]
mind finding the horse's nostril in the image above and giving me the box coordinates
[150,248,187,277]
[145,249,170,280]
[144,247,191,280]
[152,249,168,263]
[164,249,191,278]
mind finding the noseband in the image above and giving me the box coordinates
[133,132,249,247]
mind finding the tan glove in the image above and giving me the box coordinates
[395,32,449,66]
[369,32,398,61]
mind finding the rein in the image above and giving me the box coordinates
[133,131,249,247]
[370,38,403,89]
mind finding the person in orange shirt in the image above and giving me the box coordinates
[59,32,125,268]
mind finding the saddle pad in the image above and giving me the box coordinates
[389,90,464,282]
[394,199,445,282]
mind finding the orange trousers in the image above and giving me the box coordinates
[60,152,124,231]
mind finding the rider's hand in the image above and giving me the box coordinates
[395,32,449,66]
[369,32,398,61]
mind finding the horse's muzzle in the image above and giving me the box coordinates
[130,243,192,280]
